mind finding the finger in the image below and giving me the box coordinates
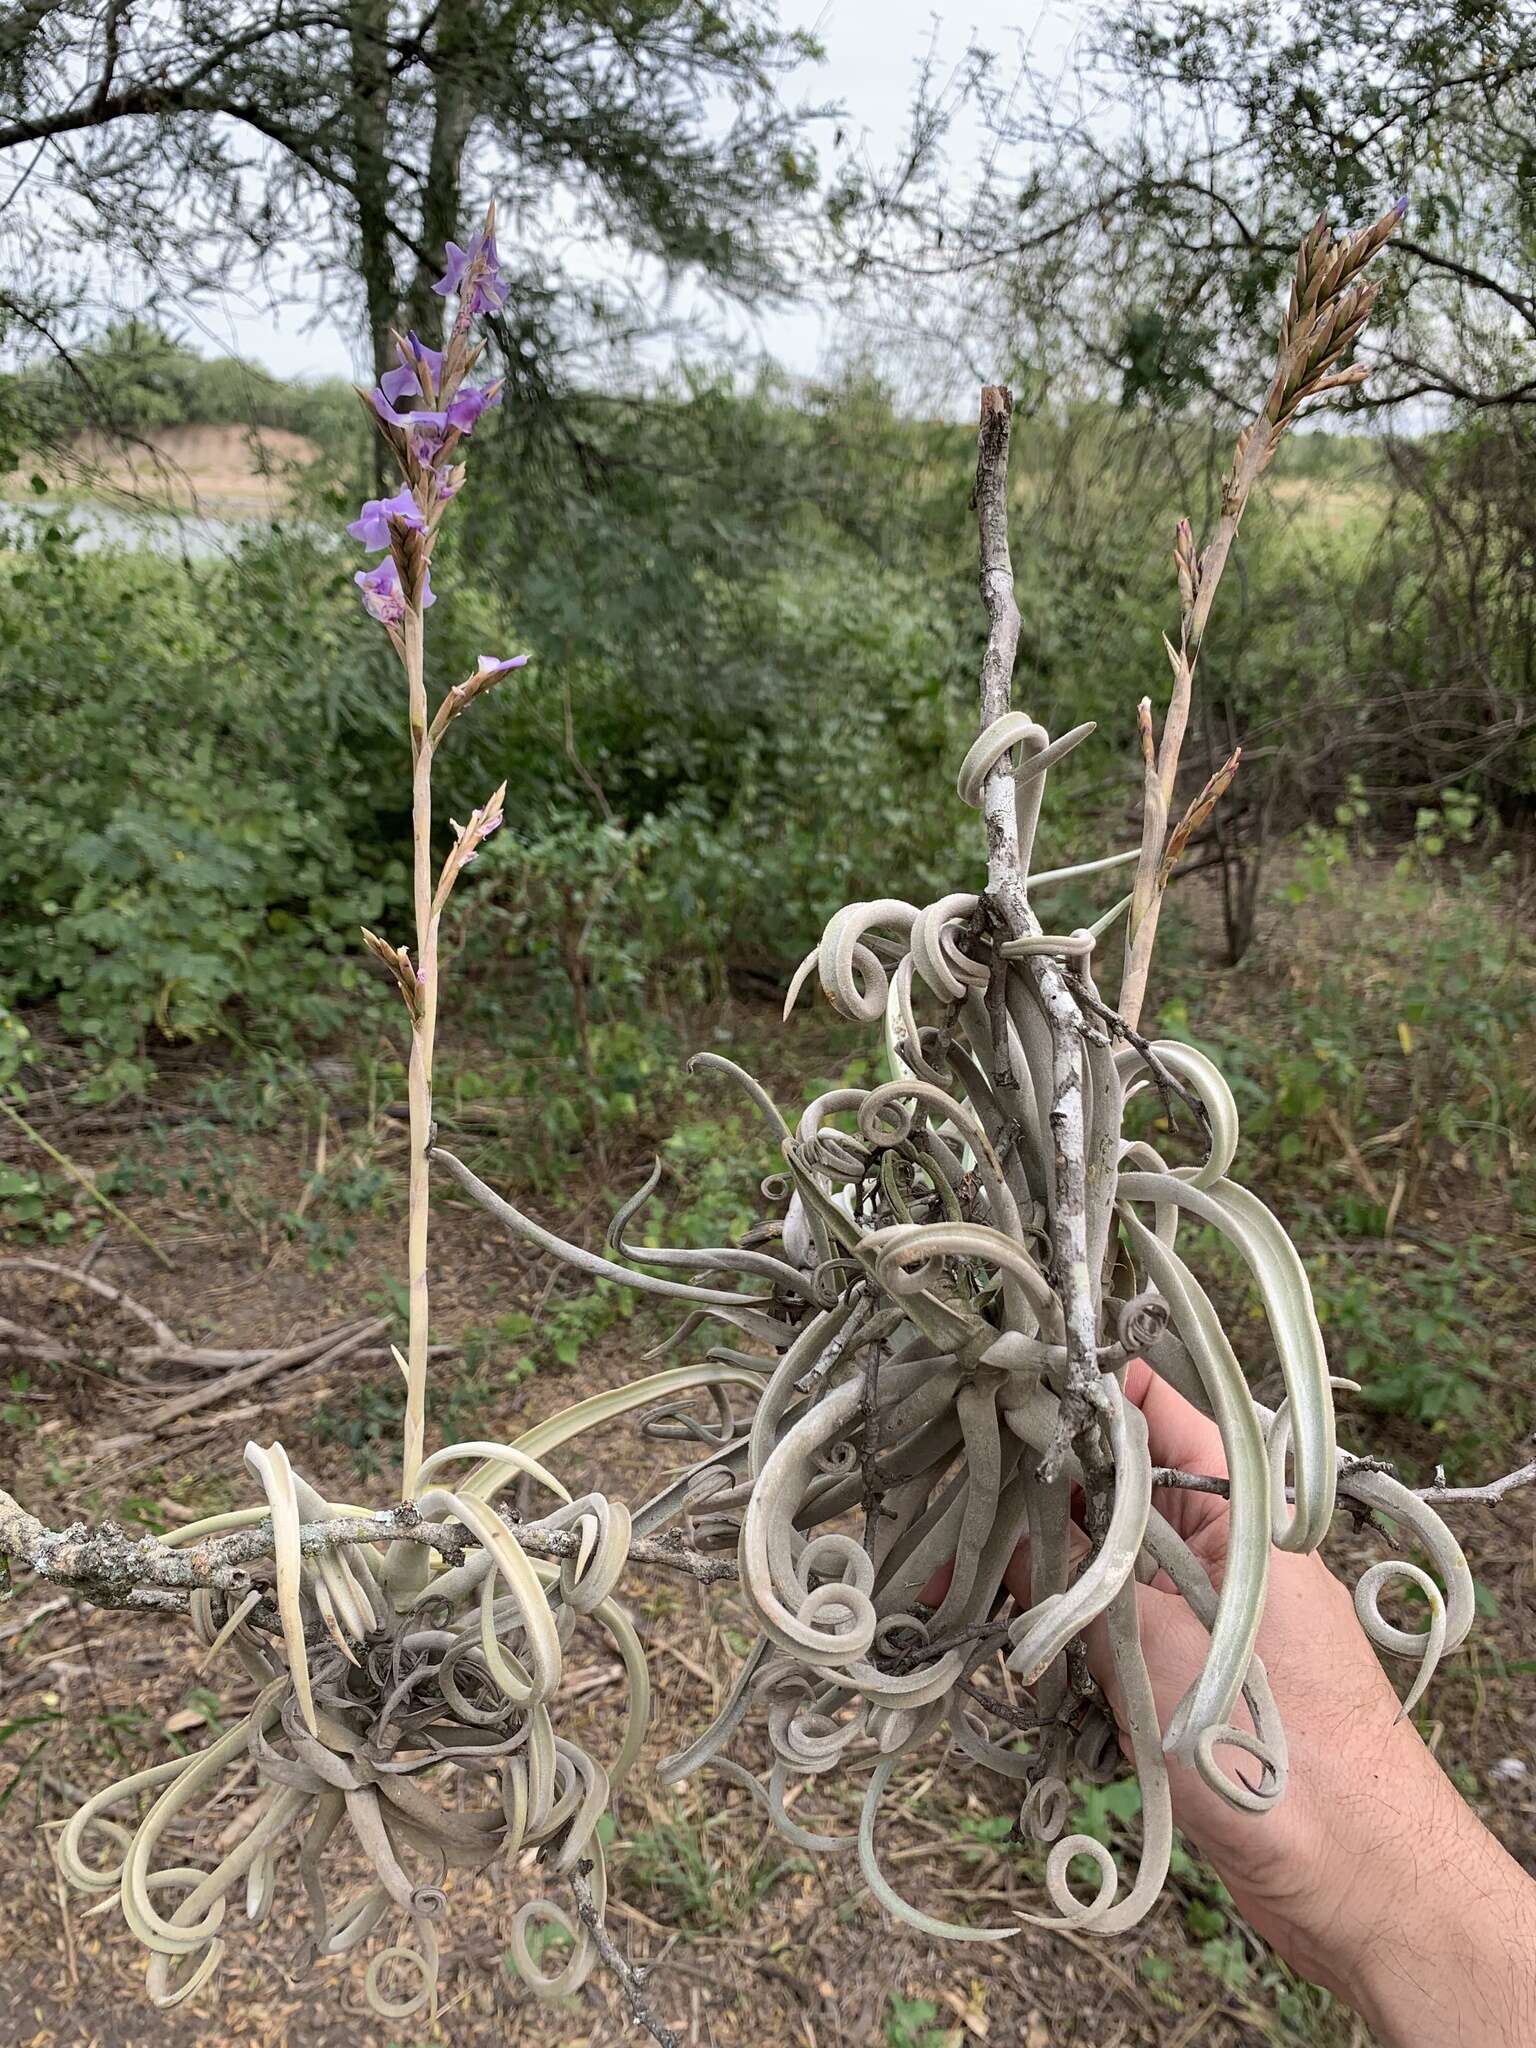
[918,1558,954,1608]
[1122,1355,1232,1546]
[1122,1356,1229,1479]
[922,1520,1093,1614]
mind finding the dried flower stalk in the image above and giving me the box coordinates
[1120,199,1408,1031]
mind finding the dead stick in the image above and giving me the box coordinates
[972,385,1109,1474]
[131,1318,388,1431]
[570,1857,682,2048]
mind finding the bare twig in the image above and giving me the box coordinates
[1420,1459,1536,1506]
[0,1490,739,1610]
[1063,972,1211,1132]
[570,1858,682,2048]
[0,1255,181,1348]
[972,386,1111,1478]
[1150,1461,1536,1509]
[124,1316,389,1433]
[0,1265,390,1422]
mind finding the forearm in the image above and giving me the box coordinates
[1309,1755,1536,2048]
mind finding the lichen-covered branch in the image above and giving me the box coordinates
[569,1859,682,2048]
[0,1489,736,1604]
[971,384,1110,1469]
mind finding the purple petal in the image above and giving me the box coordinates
[401,409,450,463]
[471,271,509,317]
[369,388,411,427]
[432,241,469,298]
[355,557,405,624]
[446,384,502,434]
[406,332,445,390]
[381,486,426,533]
[379,363,420,405]
[347,498,391,550]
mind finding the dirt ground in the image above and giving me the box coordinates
[15,423,318,517]
[1,984,1531,2048]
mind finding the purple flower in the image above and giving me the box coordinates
[407,332,445,393]
[355,557,405,624]
[446,384,502,435]
[369,387,412,427]
[406,410,450,462]
[433,228,508,317]
[369,380,457,464]
[347,487,426,551]
[355,556,434,624]
[378,363,419,405]
[462,812,501,865]
[476,653,528,681]
[370,389,449,441]
[380,332,447,406]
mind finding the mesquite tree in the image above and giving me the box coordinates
[0,0,816,451]
[2,198,1520,2042]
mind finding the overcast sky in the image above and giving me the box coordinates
[176,0,1089,385]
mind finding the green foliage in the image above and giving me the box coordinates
[622,1798,808,1933]
[310,1284,635,1479]
[1308,1241,1514,1429]
[882,1992,954,2048]
[1160,847,1532,1446]
[0,524,387,1073]
[0,1160,77,1243]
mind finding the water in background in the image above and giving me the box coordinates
[0,496,283,559]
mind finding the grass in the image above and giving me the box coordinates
[622,1791,813,1934]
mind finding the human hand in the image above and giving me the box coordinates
[950,1360,1536,2047]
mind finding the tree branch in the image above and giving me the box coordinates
[1149,1460,1536,1510]
[570,1858,681,2048]
[972,385,1111,1477]
[0,1492,739,1614]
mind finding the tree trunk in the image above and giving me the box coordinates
[403,0,481,346]
[348,0,397,487]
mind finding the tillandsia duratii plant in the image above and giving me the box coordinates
[6,196,1512,2042]
[41,214,666,2024]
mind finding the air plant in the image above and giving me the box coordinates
[23,196,1494,2036]
[49,212,653,2024]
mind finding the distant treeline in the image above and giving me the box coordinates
[0,341,1527,1086]
[1,322,360,456]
